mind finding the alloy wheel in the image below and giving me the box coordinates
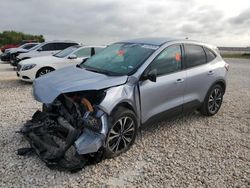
[208,88,222,114]
[39,68,53,77]
[107,116,136,153]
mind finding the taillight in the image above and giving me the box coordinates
[224,63,229,71]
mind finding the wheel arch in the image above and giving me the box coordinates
[36,66,55,78]
[110,101,137,116]
[213,79,226,94]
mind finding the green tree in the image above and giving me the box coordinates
[0,30,45,46]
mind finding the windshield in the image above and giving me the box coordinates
[53,45,80,58]
[81,43,157,75]
[20,43,37,50]
[29,43,41,51]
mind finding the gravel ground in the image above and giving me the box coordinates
[0,59,249,187]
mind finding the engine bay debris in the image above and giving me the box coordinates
[17,92,108,172]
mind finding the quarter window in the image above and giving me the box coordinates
[184,44,206,68]
[204,47,216,62]
[150,45,182,76]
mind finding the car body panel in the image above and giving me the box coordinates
[33,66,128,103]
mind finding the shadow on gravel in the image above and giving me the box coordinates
[140,111,203,133]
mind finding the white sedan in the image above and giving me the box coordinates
[16,45,105,82]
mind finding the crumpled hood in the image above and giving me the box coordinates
[33,66,128,103]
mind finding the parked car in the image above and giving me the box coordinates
[0,40,38,53]
[1,43,39,62]
[1,44,19,53]
[9,43,41,66]
[19,38,229,171]
[14,41,79,65]
[17,45,105,82]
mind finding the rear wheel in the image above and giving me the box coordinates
[200,84,224,116]
[36,67,55,78]
[104,107,138,158]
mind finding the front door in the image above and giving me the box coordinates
[139,44,186,124]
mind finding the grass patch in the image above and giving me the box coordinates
[221,53,250,59]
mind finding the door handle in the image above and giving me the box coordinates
[208,70,215,75]
[175,78,184,83]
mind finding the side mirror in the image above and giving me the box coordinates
[68,54,77,59]
[142,69,157,82]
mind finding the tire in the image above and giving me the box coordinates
[36,67,55,78]
[104,107,138,158]
[200,84,224,116]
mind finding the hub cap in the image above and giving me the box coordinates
[208,88,222,114]
[107,116,135,153]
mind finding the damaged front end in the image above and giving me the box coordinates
[18,91,109,172]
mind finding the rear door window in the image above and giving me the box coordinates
[184,44,206,68]
[40,43,56,51]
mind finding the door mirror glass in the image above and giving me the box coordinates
[68,54,77,59]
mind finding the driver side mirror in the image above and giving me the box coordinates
[142,69,157,82]
[68,54,77,59]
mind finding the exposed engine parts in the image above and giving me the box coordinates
[17,92,108,172]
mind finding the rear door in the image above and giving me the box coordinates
[139,44,186,123]
[183,44,217,110]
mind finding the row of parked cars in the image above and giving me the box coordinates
[1,40,105,82]
[4,37,229,171]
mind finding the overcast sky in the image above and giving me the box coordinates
[0,0,249,46]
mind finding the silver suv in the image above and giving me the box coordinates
[20,38,229,170]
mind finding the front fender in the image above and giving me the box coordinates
[98,84,138,116]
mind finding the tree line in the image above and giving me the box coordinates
[0,31,45,46]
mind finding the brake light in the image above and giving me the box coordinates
[224,63,229,71]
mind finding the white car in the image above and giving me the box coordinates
[16,41,79,63]
[16,45,105,82]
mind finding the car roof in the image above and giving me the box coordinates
[119,37,184,46]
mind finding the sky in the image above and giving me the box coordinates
[0,0,249,47]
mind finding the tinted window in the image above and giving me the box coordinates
[40,43,56,51]
[204,47,216,62]
[184,44,206,68]
[74,48,91,57]
[150,45,182,76]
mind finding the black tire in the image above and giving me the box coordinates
[104,107,138,158]
[200,84,224,116]
[36,67,55,78]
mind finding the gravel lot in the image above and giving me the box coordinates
[0,59,249,187]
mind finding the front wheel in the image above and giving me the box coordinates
[200,84,224,116]
[104,107,138,158]
[36,67,55,78]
